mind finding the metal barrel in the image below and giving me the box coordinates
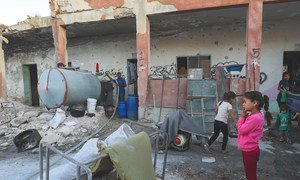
[38,68,101,108]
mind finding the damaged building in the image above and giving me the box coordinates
[0,0,300,119]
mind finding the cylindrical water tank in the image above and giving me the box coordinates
[38,68,101,109]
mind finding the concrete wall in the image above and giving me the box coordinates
[149,18,300,112]
[261,19,300,111]
[67,33,136,76]
[5,50,55,101]
[5,18,299,112]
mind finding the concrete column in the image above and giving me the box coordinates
[51,19,68,65]
[245,0,263,91]
[230,78,246,109]
[0,35,6,98]
[136,14,150,119]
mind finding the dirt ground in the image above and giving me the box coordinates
[161,121,300,180]
[1,107,300,180]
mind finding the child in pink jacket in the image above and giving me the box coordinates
[237,91,264,180]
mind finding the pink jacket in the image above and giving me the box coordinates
[237,112,263,152]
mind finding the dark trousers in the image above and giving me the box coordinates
[207,120,228,150]
[242,147,260,180]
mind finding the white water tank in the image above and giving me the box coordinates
[38,68,101,108]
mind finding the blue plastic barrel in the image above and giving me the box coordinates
[118,101,127,119]
[127,95,138,120]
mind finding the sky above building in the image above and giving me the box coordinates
[0,0,50,26]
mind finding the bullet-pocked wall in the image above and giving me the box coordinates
[4,15,299,113]
[261,19,300,112]
[66,33,136,78]
[149,18,300,112]
[150,23,246,70]
[5,50,55,102]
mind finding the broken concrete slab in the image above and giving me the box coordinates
[57,126,76,137]
[23,111,40,118]
[80,127,88,133]
[10,117,28,127]
[63,121,77,126]
[17,111,24,117]
[38,113,54,121]
[0,142,10,147]
[41,132,62,145]
[0,114,6,122]
[202,157,216,163]
[41,124,49,131]
[0,125,8,136]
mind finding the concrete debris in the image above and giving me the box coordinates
[31,148,39,154]
[41,132,62,145]
[37,113,54,121]
[200,168,205,173]
[0,114,6,121]
[202,157,216,163]
[17,111,24,117]
[57,126,75,137]
[23,111,40,118]
[80,127,88,133]
[0,98,109,152]
[10,117,28,127]
[64,121,77,126]
[42,125,49,131]
[0,125,8,136]
[0,142,10,147]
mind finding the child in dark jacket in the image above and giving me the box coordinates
[276,72,290,107]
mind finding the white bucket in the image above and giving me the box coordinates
[87,98,97,113]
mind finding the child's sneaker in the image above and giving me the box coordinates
[203,143,211,153]
[279,137,284,142]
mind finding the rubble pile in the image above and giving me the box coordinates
[0,98,114,152]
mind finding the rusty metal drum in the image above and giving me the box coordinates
[38,68,101,108]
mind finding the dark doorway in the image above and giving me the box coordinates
[23,64,39,106]
[127,59,138,96]
[283,51,300,93]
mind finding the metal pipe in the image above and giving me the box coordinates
[39,143,43,180]
[158,76,165,124]
[46,147,49,180]
[40,142,92,179]
[162,132,169,180]
[176,77,180,109]
[76,166,80,179]
[153,132,158,170]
